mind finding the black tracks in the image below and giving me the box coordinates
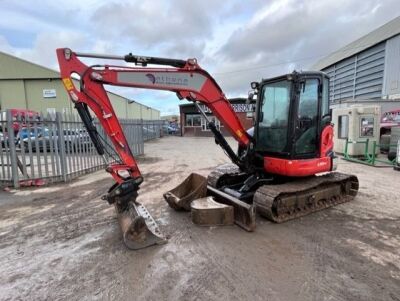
[254,172,359,223]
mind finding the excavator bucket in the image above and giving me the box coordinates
[104,179,167,250]
[114,198,167,250]
[163,173,207,211]
[164,173,256,231]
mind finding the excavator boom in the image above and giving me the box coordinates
[56,48,250,184]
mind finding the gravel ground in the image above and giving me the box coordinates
[0,136,399,301]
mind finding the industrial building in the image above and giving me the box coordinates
[179,98,254,137]
[313,16,400,113]
[0,51,160,119]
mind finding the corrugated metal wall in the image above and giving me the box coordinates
[383,34,400,97]
[323,42,386,103]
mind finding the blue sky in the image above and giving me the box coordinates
[1,0,400,115]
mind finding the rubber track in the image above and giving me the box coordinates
[254,172,359,223]
[207,163,242,188]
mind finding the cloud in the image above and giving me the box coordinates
[212,0,400,96]
[90,0,231,59]
[18,31,88,69]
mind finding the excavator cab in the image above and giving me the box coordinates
[248,71,335,177]
[254,71,330,159]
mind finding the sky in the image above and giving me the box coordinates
[0,0,400,116]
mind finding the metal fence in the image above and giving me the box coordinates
[0,110,165,188]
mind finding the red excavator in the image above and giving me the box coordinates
[56,48,359,249]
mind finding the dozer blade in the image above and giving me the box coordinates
[115,200,167,250]
[207,185,256,232]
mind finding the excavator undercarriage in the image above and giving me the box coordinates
[207,164,359,224]
[254,172,359,223]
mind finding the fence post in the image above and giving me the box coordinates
[6,110,19,188]
[56,112,68,182]
[371,141,376,165]
[364,139,370,160]
[139,119,144,154]
[344,139,349,159]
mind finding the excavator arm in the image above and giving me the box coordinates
[56,48,250,185]
[56,48,252,249]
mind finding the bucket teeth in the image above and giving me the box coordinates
[105,179,167,250]
[115,200,167,250]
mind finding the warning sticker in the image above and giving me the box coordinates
[62,78,74,91]
[236,130,243,138]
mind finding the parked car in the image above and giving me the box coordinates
[142,126,156,137]
[19,127,50,152]
[62,129,91,151]
[17,127,45,140]
[16,127,49,148]
[19,128,91,152]
[0,109,40,133]
[163,125,178,135]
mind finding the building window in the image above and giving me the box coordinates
[185,114,201,126]
[201,116,220,131]
[338,115,349,139]
[360,117,374,137]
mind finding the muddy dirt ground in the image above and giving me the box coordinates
[0,136,399,301]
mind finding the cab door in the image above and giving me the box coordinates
[293,78,320,158]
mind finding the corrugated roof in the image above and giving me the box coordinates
[0,51,60,79]
[312,16,400,71]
